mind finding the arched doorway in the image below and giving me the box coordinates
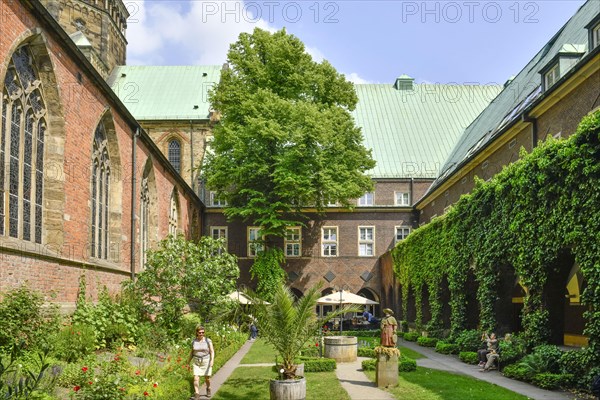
[357,288,380,318]
[563,263,588,347]
[496,264,519,335]
[511,279,526,334]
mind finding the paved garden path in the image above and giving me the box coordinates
[209,339,580,399]
[399,339,577,400]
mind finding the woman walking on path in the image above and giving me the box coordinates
[188,325,215,399]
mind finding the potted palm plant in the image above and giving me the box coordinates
[249,283,357,400]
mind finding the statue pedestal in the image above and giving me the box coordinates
[376,353,398,388]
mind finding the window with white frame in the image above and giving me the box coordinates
[593,23,600,49]
[210,191,227,207]
[395,226,411,243]
[358,226,374,256]
[248,227,264,257]
[285,227,301,257]
[357,192,373,206]
[321,227,338,257]
[544,64,559,89]
[395,192,410,206]
[211,226,227,254]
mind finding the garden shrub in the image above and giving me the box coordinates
[400,320,409,333]
[403,332,419,342]
[296,357,336,372]
[0,343,58,399]
[358,348,375,358]
[399,356,417,372]
[559,348,595,389]
[362,358,376,371]
[503,363,534,382]
[498,334,526,366]
[417,336,438,347]
[459,351,478,365]
[342,330,380,337]
[435,342,459,355]
[52,324,96,363]
[0,285,60,350]
[531,344,563,374]
[360,356,416,372]
[532,373,572,390]
[454,330,482,352]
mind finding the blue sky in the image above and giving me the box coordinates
[126,0,588,85]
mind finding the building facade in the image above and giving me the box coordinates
[0,0,202,309]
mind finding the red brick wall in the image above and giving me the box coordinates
[0,0,201,305]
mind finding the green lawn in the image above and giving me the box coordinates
[364,367,529,400]
[213,366,350,400]
[398,345,425,360]
[240,339,278,364]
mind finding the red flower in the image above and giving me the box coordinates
[135,370,141,375]
[315,342,319,347]
[120,387,126,392]
[88,381,93,385]
[153,383,158,388]
[81,367,88,372]
[73,386,81,392]
[144,391,149,396]
[114,356,119,361]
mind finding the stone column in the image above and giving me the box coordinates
[376,353,398,388]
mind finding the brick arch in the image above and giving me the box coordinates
[0,30,66,252]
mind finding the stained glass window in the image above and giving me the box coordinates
[168,139,181,173]
[91,122,110,259]
[0,45,46,242]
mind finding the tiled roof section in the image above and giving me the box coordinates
[108,65,221,120]
[429,0,597,192]
[352,83,502,179]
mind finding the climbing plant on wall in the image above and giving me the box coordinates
[392,110,600,365]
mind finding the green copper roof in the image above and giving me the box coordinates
[428,0,597,193]
[352,83,502,179]
[108,65,221,120]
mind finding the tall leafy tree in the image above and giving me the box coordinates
[204,28,375,238]
[203,28,375,298]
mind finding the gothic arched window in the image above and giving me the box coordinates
[140,175,150,267]
[91,122,110,259]
[168,139,181,174]
[169,189,179,236]
[1,45,46,242]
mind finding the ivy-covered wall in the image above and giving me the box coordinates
[392,110,600,363]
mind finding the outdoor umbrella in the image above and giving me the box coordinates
[316,290,379,305]
[227,290,253,304]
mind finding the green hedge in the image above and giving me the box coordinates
[341,330,380,337]
[417,337,438,347]
[459,351,478,365]
[296,357,336,372]
[403,332,419,342]
[531,373,573,390]
[435,342,459,355]
[358,348,375,358]
[361,356,417,372]
[392,110,600,367]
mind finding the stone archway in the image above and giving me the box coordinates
[357,287,380,318]
[495,263,519,335]
[544,250,583,345]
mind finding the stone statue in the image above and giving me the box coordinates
[380,308,398,347]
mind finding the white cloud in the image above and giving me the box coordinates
[126,1,276,66]
[344,72,372,84]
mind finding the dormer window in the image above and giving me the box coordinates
[539,44,585,92]
[585,14,600,50]
[544,63,559,89]
[593,23,600,49]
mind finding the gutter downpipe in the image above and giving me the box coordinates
[130,127,140,281]
[522,112,538,148]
